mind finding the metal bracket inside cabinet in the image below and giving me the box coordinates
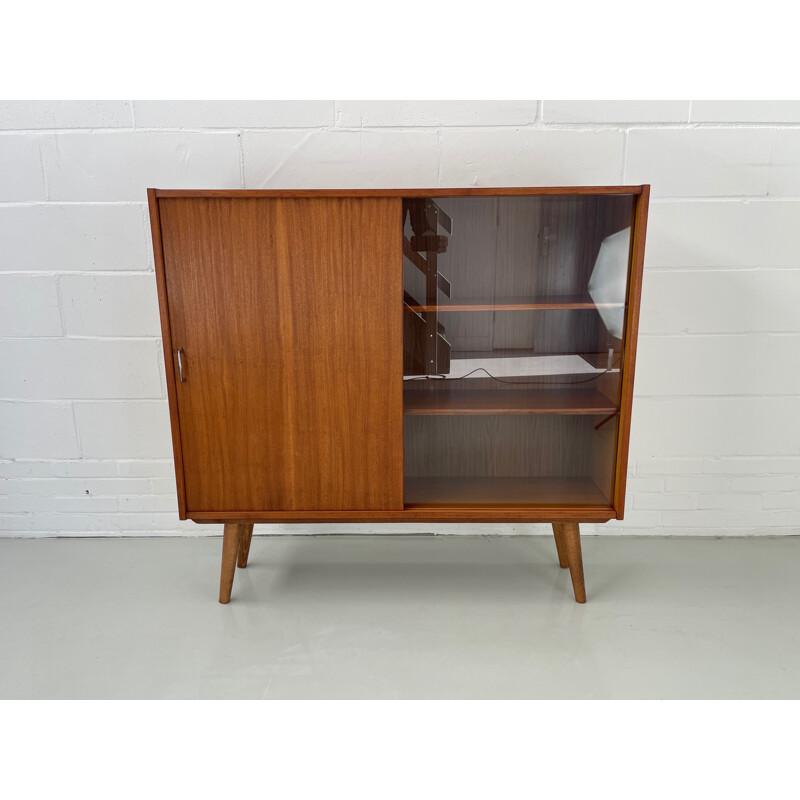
[429,200,453,236]
[403,198,453,376]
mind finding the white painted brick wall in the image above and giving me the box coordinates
[689,101,800,123]
[626,128,774,197]
[0,204,150,271]
[335,100,539,127]
[438,129,624,186]
[60,274,161,336]
[243,129,441,188]
[40,132,242,201]
[636,335,800,396]
[645,200,800,269]
[0,101,133,130]
[0,275,62,336]
[133,100,334,130]
[543,101,690,124]
[0,136,47,200]
[2,100,799,537]
[770,131,800,196]
[640,270,800,334]
[0,339,162,399]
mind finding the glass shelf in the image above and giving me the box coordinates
[404,294,625,312]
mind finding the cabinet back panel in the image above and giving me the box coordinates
[413,195,633,356]
[404,415,594,478]
[158,197,403,512]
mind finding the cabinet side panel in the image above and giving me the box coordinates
[159,197,403,512]
[613,185,650,517]
[147,189,188,519]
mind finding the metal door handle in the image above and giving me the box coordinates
[177,348,186,382]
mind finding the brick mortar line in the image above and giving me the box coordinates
[5,332,800,341]
[0,530,798,538]
[0,336,163,341]
[4,393,800,402]
[237,131,245,189]
[0,201,148,206]
[6,197,800,206]
[1,124,800,142]
[0,271,154,276]
[54,274,67,336]
[645,267,800,273]
[4,122,800,135]
[0,398,168,404]
[13,196,800,205]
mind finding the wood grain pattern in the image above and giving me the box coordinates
[157,196,404,512]
[189,506,615,523]
[237,523,254,568]
[494,196,591,354]
[148,189,188,519]
[591,414,618,503]
[612,185,650,518]
[551,522,569,568]
[404,415,596,481]
[155,187,644,199]
[219,523,243,604]
[562,522,586,603]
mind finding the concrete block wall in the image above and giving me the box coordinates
[2,100,799,536]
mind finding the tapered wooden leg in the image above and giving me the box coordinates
[237,523,254,568]
[562,522,587,604]
[219,523,243,604]
[551,523,569,568]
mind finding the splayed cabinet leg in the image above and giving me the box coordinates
[219,523,243,604]
[237,524,254,568]
[551,523,569,569]
[562,522,587,603]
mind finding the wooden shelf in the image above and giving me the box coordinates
[404,294,624,312]
[404,477,611,508]
[403,388,618,416]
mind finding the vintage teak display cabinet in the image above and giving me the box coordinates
[148,186,649,604]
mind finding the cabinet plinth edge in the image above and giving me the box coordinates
[186,508,617,524]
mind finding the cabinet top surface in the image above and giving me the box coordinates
[151,186,647,199]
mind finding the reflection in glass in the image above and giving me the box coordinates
[588,226,632,340]
[402,194,635,508]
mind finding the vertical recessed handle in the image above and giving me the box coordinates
[177,348,186,382]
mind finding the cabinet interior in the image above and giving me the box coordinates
[402,194,634,508]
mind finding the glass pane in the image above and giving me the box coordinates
[402,194,635,507]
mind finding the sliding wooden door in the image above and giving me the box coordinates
[156,196,403,513]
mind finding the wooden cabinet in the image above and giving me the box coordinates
[148,186,649,604]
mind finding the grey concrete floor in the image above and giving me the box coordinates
[1,535,798,699]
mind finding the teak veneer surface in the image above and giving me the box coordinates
[611,186,649,517]
[188,506,616,523]
[155,186,643,199]
[149,186,648,525]
[156,196,404,513]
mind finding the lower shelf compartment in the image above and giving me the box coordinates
[404,476,611,508]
